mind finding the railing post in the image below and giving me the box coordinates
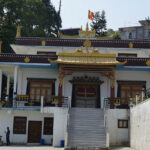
[106,131,110,148]
[41,96,44,113]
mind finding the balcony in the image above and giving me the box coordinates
[104,95,149,109]
[104,97,129,109]
[0,95,69,109]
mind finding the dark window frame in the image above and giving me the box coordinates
[129,32,132,39]
[118,119,128,128]
[117,80,146,105]
[43,117,54,135]
[37,51,56,55]
[118,53,137,58]
[13,117,27,134]
[26,78,56,103]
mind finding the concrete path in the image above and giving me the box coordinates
[0,146,135,150]
[0,146,64,150]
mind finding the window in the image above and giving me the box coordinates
[44,117,53,135]
[118,53,137,58]
[37,51,56,55]
[148,31,150,38]
[27,79,55,103]
[117,81,146,105]
[118,119,128,128]
[129,32,132,39]
[13,117,27,134]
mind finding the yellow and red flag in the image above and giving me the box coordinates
[88,10,94,20]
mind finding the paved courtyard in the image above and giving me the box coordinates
[0,146,135,150]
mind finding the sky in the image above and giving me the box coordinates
[51,0,150,31]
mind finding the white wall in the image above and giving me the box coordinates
[12,44,150,58]
[130,99,150,150]
[106,109,129,146]
[17,68,59,95]
[0,108,68,147]
[116,70,150,89]
[0,110,53,145]
[43,107,68,147]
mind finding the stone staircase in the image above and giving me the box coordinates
[67,108,107,149]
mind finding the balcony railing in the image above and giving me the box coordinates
[0,95,70,108]
[104,97,122,109]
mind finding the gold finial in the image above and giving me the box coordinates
[0,41,2,54]
[146,60,150,66]
[16,25,21,37]
[41,40,46,46]
[24,57,30,63]
[83,40,91,53]
[86,23,89,31]
[129,42,133,48]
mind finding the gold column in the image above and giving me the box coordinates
[110,70,115,109]
[16,25,21,38]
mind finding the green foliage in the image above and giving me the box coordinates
[90,10,107,37]
[0,0,62,53]
[107,29,115,36]
[106,29,121,40]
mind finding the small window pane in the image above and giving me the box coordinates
[118,119,128,128]
[41,84,51,87]
[47,89,51,95]
[31,84,40,87]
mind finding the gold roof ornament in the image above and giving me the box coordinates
[50,40,126,66]
[146,60,150,66]
[129,42,133,48]
[83,40,91,53]
[86,23,89,31]
[16,25,21,38]
[79,23,96,38]
[41,40,46,46]
[0,40,2,54]
[24,57,30,63]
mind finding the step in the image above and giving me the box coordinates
[68,108,106,147]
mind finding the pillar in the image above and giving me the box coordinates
[13,66,18,107]
[110,79,115,109]
[0,70,2,100]
[58,75,63,107]
[6,75,10,101]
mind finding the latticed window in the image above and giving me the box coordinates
[27,79,55,103]
[118,119,128,128]
[44,117,53,135]
[13,117,27,134]
[117,81,146,105]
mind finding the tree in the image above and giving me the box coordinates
[90,10,107,37]
[0,0,62,53]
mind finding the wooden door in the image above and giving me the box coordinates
[28,121,42,143]
[75,85,98,108]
